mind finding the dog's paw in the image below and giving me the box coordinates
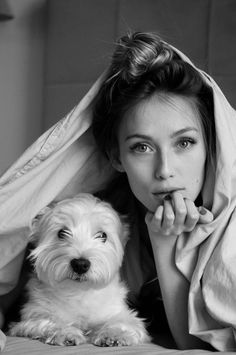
[91,329,129,347]
[91,325,149,347]
[44,327,87,346]
[93,336,124,347]
[8,320,87,346]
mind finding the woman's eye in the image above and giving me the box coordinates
[130,143,152,153]
[94,231,107,243]
[58,229,72,239]
[177,138,195,149]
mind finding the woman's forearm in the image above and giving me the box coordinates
[149,235,208,350]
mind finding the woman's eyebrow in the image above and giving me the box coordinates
[170,127,199,138]
[125,127,199,141]
[125,134,151,141]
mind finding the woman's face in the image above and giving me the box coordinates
[115,93,206,212]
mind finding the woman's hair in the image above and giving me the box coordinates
[92,31,216,168]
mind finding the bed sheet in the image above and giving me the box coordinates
[1,336,225,355]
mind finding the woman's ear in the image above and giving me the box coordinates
[111,157,125,172]
[109,150,125,172]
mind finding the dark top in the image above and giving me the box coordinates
[95,173,170,333]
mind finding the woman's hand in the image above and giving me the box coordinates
[145,191,214,350]
[145,191,213,242]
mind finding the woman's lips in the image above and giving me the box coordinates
[152,189,185,199]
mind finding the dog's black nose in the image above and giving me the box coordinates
[70,258,91,274]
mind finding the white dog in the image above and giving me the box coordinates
[9,193,150,346]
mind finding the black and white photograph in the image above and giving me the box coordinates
[0,1,236,354]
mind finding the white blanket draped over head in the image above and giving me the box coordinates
[0,48,236,352]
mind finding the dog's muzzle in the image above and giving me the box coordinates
[70,258,91,275]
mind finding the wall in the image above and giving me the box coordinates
[0,0,46,175]
[1,0,235,175]
[44,0,236,130]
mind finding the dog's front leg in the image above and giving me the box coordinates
[90,310,151,346]
[8,319,87,346]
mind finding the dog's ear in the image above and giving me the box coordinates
[29,204,54,243]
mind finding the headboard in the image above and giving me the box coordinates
[43,0,236,129]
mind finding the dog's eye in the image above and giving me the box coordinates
[58,229,71,239]
[94,231,107,243]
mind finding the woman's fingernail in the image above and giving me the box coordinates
[199,206,207,215]
[164,194,171,201]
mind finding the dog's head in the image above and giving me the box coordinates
[29,193,129,287]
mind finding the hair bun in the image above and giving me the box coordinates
[109,32,174,84]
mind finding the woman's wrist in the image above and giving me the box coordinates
[148,230,178,250]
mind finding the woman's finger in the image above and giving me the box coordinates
[145,205,164,233]
[184,198,200,231]
[145,210,153,225]
[162,197,175,229]
[198,206,214,224]
[171,191,187,227]
[154,204,164,225]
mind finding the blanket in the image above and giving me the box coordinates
[0,47,236,352]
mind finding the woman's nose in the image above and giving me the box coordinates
[154,152,174,180]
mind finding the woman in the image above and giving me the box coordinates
[0,31,236,352]
[92,31,215,349]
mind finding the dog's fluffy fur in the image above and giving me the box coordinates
[8,193,150,346]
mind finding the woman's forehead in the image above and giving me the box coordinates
[120,93,202,136]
